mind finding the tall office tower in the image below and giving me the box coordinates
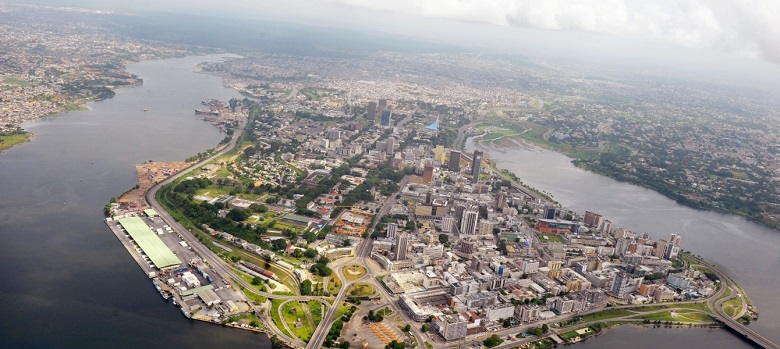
[448,151,461,172]
[610,273,631,298]
[366,101,377,121]
[386,138,395,155]
[543,205,557,220]
[378,98,387,113]
[495,191,507,209]
[454,205,466,227]
[441,216,456,233]
[422,164,434,184]
[471,150,483,183]
[654,239,669,258]
[460,209,479,236]
[434,145,445,162]
[615,238,630,256]
[478,220,494,235]
[386,223,398,240]
[425,191,433,205]
[665,233,682,260]
[395,233,408,261]
[380,110,392,126]
[669,233,683,246]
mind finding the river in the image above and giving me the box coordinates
[468,138,780,347]
[0,54,271,349]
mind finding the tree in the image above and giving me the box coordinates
[339,341,350,349]
[421,324,430,332]
[483,334,503,348]
[402,324,411,332]
[438,234,449,244]
[227,208,250,221]
[384,340,404,349]
[301,279,313,295]
[251,276,263,285]
[272,238,288,251]
[541,324,549,333]
[343,239,351,247]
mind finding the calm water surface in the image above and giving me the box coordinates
[468,139,780,347]
[0,54,271,349]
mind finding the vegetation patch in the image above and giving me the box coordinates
[347,283,375,297]
[343,264,367,281]
[0,132,32,153]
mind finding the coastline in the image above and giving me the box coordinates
[466,128,780,232]
[0,131,33,153]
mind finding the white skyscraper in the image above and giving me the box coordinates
[386,223,398,239]
[460,209,479,236]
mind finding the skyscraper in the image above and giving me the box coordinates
[460,209,479,236]
[386,138,395,155]
[366,101,377,121]
[386,223,398,240]
[395,233,408,261]
[495,191,507,209]
[422,164,434,184]
[434,145,445,162]
[448,151,461,172]
[441,216,456,233]
[380,110,392,126]
[378,98,387,113]
[471,150,483,183]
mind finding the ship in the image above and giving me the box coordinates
[181,308,192,319]
[152,279,170,301]
[195,109,220,116]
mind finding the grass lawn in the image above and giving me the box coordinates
[722,297,744,318]
[343,264,367,281]
[536,232,566,243]
[335,302,352,319]
[632,302,712,314]
[0,132,32,153]
[328,274,342,294]
[281,301,315,341]
[270,298,294,338]
[347,283,375,297]
[578,309,634,323]
[634,310,714,323]
[308,300,323,324]
[236,283,267,303]
[376,307,394,317]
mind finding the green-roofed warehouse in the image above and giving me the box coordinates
[118,216,181,269]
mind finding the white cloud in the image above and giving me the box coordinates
[327,0,780,63]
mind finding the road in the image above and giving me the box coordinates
[144,117,312,347]
[307,175,412,349]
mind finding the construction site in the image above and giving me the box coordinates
[333,208,374,236]
[116,161,191,212]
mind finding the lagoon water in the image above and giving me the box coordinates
[0,55,270,349]
[468,139,780,347]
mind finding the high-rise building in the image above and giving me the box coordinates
[386,138,395,155]
[654,239,668,258]
[543,205,558,220]
[395,233,408,261]
[471,150,483,183]
[610,272,631,298]
[478,220,494,235]
[460,209,479,236]
[366,101,377,121]
[378,98,387,113]
[665,233,682,260]
[460,240,475,254]
[441,216,456,233]
[448,151,461,172]
[615,238,630,256]
[434,145,445,162]
[583,211,602,227]
[386,223,398,240]
[422,164,434,184]
[495,191,507,209]
[380,110,392,126]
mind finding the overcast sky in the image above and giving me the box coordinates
[21,0,780,87]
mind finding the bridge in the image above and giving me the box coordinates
[716,314,779,349]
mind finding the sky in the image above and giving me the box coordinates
[17,0,780,88]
